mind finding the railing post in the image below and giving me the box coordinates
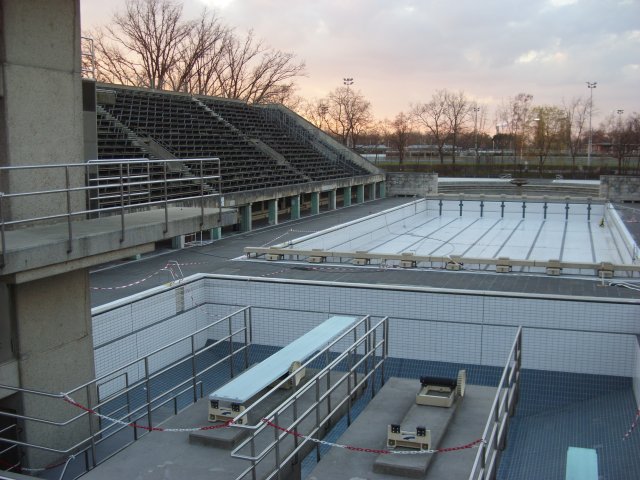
[243,310,249,370]
[273,412,281,479]
[163,161,169,233]
[199,160,204,228]
[191,336,198,403]
[119,162,125,243]
[86,384,97,468]
[371,326,377,397]
[0,192,5,268]
[144,357,153,430]
[65,166,73,253]
[229,317,235,378]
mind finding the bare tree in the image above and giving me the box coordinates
[444,90,471,165]
[325,86,373,147]
[387,112,411,167]
[411,90,449,163]
[497,93,535,172]
[92,0,305,104]
[562,97,589,175]
[531,106,569,176]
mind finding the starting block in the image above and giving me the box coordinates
[209,400,247,425]
[387,424,431,451]
[416,370,466,408]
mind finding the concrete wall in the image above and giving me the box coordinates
[0,0,84,221]
[600,176,640,202]
[386,172,438,197]
[13,269,95,465]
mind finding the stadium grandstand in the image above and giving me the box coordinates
[1,3,640,480]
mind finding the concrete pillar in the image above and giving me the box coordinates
[379,181,387,199]
[291,195,301,220]
[268,199,279,225]
[311,192,320,215]
[343,187,352,207]
[171,235,185,249]
[368,183,376,201]
[11,270,96,466]
[209,226,222,240]
[0,0,84,221]
[328,190,337,210]
[240,204,253,232]
[356,184,365,204]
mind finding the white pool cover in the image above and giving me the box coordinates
[271,199,638,275]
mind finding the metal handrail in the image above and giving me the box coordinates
[468,326,523,480]
[0,158,222,267]
[0,306,252,471]
[230,316,389,480]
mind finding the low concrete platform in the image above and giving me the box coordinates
[308,377,495,480]
[190,368,322,449]
[374,394,460,477]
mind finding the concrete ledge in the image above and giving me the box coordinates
[1,207,236,282]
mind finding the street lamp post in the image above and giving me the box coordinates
[586,81,597,170]
[343,77,354,148]
[473,107,480,172]
[616,109,624,173]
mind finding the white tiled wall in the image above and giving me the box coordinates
[202,277,639,376]
[92,276,639,392]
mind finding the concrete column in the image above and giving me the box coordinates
[1,0,84,221]
[328,190,337,210]
[171,235,185,249]
[268,199,279,225]
[291,195,301,220]
[240,204,253,232]
[209,227,222,240]
[311,192,320,215]
[356,184,365,204]
[379,181,387,199]
[343,187,352,207]
[368,183,376,201]
[11,269,96,466]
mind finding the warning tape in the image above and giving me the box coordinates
[260,419,483,455]
[62,394,233,433]
[624,409,640,439]
[61,395,481,454]
[90,269,164,291]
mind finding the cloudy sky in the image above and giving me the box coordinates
[81,0,639,129]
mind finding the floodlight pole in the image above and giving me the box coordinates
[343,77,354,148]
[473,107,480,169]
[586,81,597,170]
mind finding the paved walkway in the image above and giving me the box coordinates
[90,198,640,308]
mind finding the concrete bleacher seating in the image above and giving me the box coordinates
[95,84,371,195]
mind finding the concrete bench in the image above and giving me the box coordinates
[565,447,598,480]
[208,315,358,424]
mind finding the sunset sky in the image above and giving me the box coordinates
[81,0,640,130]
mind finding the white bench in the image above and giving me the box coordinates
[208,315,358,424]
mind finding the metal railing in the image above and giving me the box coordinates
[469,326,523,480]
[229,315,389,480]
[0,305,251,478]
[0,158,222,267]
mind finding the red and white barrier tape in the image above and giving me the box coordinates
[260,418,483,455]
[623,409,640,439]
[62,394,233,432]
[90,269,163,291]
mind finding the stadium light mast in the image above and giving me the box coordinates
[586,81,597,169]
[343,77,354,148]
[473,106,480,167]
